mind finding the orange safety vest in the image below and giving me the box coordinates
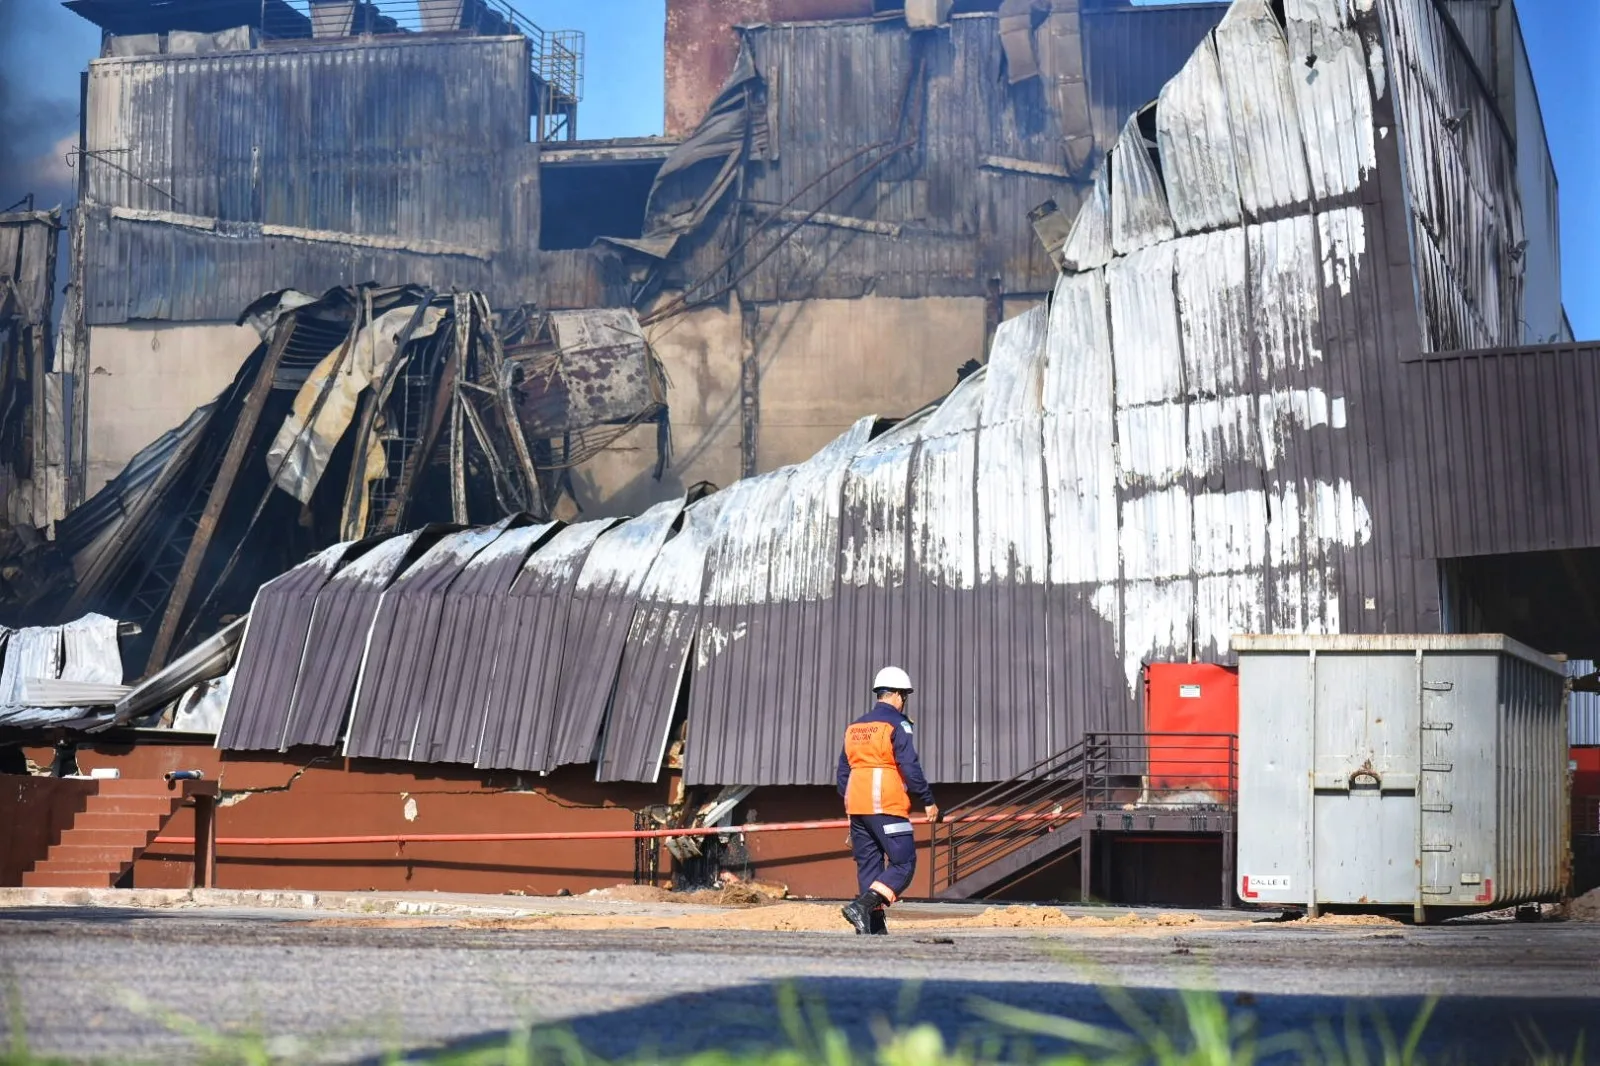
[842,717,911,817]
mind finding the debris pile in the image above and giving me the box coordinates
[0,285,667,681]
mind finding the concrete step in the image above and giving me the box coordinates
[59,828,158,848]
[71,811,167,833]
[38,844,139,869]
[21,864,118,889]
[92,780,181,798]
[82,796,179,817]
[22,869,118,888]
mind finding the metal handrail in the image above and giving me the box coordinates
[1083,731,1239,812]
[942,739,1087,818]
[929,732,1240,897]
[931,739,1088,894]
[254,1,584,103]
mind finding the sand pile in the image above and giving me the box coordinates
[1289,913,1404,927]
[1557,888,1600,921]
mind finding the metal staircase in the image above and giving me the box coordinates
[929,732,1238,903]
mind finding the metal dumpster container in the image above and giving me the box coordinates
[1235,635,1569,922]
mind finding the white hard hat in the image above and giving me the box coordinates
[871,666,914,693]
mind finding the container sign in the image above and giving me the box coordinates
[1179,684,1202,699]
[1242,875,1291,898]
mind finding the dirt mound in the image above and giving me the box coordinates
[947,906,1084,929]
[587,885,674,904]
[1291,913,1404,927]
[1557,888,1600,921]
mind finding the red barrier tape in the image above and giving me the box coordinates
[153,810,1079,847]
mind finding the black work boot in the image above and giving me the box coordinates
[868,907,888,935]
[841,890,884,934]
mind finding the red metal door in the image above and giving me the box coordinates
[1144,663,1238,798]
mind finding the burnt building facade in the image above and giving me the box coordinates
[52,0,1241,520]
[196,0,1583,794]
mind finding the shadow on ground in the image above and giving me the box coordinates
[377,978,1594,1064]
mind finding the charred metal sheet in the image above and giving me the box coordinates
[597,493,728,783]
[647,6,1222,305]
[408,521,559,765]
[344,521,516,761]
[687,419,875,787]
[0,211,61,326]
[1385,0,1522,353]
[52,404,211,562]
[80,36,534,325]
[214,543,361,750]
[510,310,666,437]
[547,498,685,771]
[0,614,122,729]
[474,519,617,772]
[113,615,246,727]
[278,529,440,750]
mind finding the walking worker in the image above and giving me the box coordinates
[836,666,940,934]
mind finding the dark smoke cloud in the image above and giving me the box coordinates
[0,0,100,213]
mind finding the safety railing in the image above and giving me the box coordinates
[928,739,1088,896]
[1576,795,1600,837]
[254,1,583,105]
[1083,732,1238,814]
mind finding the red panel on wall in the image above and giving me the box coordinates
[1143,663,1238,796]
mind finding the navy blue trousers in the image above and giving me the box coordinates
[850,814,917,902]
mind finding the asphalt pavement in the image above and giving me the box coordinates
[0,903,1596,1063]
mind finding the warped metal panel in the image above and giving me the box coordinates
[687,419,875,787]
[1110,116,1176,255]
[1156,34,1241,236]
[1283,0,1377,202]
[409,521,558,766]
[474,519,617,772]
[973,307,1055,778]
[547,498,685,770]
[215,541,356,750]
[344,522,512,761]
[279,529,433,749]
[1213,0,1311,217]
[0,615,122,729]
[1384,0,1522,353]
[598,494,728,783]
[1080,2,1230,156]
[722,7,1222,303]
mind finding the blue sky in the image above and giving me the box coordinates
[3,0,1592,337]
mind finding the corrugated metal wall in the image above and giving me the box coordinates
[85,38,529,242]
[1568,661,1600,747]
[1386,0,1524,354]
[0,212,60,324]
[1410,343,1600,559]
[718,6,1225,304]
[1437,0,1564,345]
[79,35,576,324]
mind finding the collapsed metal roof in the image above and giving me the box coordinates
[0,615,123,730]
